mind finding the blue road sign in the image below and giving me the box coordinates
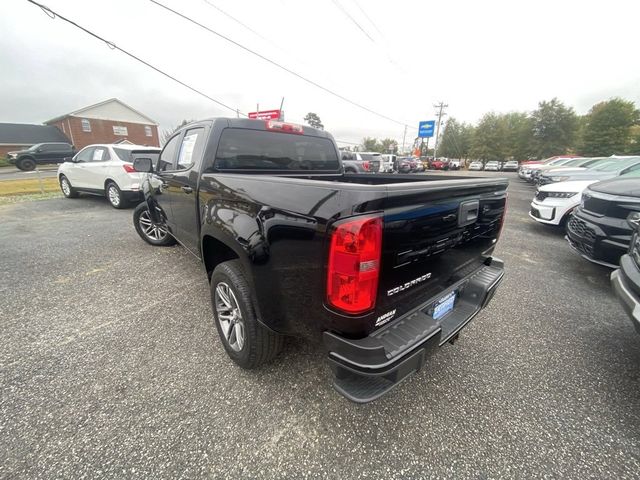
[418,120,435,138]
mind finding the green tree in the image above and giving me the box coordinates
[380,138,398,153]
[628,125,640,155]
[362,137,381,152]
[501,112,534,160]
[579,98,640,156]
[439,118,475,159]
[471,112,506,161]
[304,112,324,130]
[531,98,578,158]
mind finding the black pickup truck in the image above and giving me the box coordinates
[131,118,507,402]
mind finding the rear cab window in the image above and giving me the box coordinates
[214,129,339,172]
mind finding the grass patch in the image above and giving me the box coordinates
[0,191,63,205]
[0,157,10,167]
[0,177,60,196]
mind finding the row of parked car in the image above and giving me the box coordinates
[468,160,519,171]
[521,155,640,335]
[339,151,463,174]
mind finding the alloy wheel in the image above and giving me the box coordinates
[60,178,71,196]
[214,282,245,352]
[138,209,168,241]
[107,185,121,207]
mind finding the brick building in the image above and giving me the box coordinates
[0,123,71,158]
[45,98,160,149]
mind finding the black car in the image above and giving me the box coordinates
[130,117,507,403]
[565,174,640,268]
[611,225,640,334]
[7,142,76,171]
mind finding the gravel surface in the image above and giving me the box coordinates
[1,172,639,479]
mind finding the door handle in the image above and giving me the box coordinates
[181,186,193,194]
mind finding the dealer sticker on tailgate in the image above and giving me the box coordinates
[433,291,456,320]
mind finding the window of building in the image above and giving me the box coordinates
[144,126,152,137]
[113,126,128,136]
[81,118,91,132]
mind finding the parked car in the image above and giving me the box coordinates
[529,180,597,226]
[341,151,381,174]
[449,159,462,170]
[468,161,484,171]
[484,161,501,171]
[8,142,76,171]
[502,160,519,171]
[379,154,396,173]
[538,157,640,186]
[565,173,640,267]
[57,144,161,209]
[430,159,448,170]
[610,221,640,334]
[131,118,507,403]
[414,159,425,172]
[396,157,413,173]
[533,157,608,185]
[519,157,577,182]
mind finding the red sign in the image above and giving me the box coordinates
[248,109,282,120]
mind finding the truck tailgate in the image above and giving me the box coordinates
[372,179,507,331]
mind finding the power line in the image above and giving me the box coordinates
[351,0,385,38]
[26,0,246,117]
[149,0,415,129]
[331,0,374,42]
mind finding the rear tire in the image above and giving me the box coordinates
[106,181,128,209]
[133,202,176,246]
[17,158,36,171]
[59,175,78,198]
[211,260,283,369]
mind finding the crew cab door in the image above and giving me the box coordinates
[164,126,207,256]
[154,128,208,256]
[154,134,182,238]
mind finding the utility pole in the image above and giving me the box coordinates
[433,101,448,160]
[401,125,407,154]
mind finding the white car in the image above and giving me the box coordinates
[380,154,396,173]
[484,161,500,171]
[57,144,161,208]
[529,180,597,226]
[468,161,483,171]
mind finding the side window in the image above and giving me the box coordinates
[622,163,640,175]
[91,147,110,162]
[177,127,205,170]
[75,147,94,162]
[157,134,181,172]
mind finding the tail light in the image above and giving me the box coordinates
[327,214,382,314]
[362,161,370,171]
[123,164,137,173]
[265,120,304,134]
[497,195,508,240]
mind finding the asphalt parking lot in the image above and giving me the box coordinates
[1,171,639,479]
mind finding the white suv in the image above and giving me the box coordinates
[529,180,597,226]
[57,144,161,208]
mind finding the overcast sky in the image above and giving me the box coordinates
[1,0,639,147]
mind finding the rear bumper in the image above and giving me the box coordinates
[611,264,640,334]
[324,259,505,403]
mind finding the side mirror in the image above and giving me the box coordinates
[133,157,153,173]
[36,148,42,153]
